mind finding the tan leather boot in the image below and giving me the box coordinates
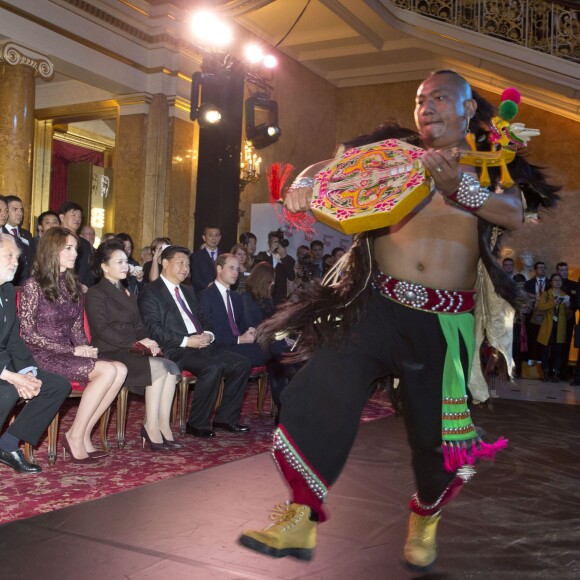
[239,502,317,561]
[403,510,441,571]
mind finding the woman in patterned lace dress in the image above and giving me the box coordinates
[20,227,127,463]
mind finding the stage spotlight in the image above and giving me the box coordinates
[190,10,233,48]
[197,103,222,127]
[190,70,228,126]
[263,54,277,69]
[244,44,264,64]
[246,94,281,149]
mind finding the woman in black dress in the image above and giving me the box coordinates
[86,240,181,450]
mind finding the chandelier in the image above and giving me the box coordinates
[240,141,261,190]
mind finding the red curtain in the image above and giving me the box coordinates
[50,141,104,211]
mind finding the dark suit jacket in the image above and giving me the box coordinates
[137,277,212,366]
[199,283,247,347]
[3,226,33,286]
[190,249,217,295]
[0,282,37,375]
[76,236,95,288]
[524,276,547,297]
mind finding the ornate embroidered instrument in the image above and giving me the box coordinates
[310,138,519,235]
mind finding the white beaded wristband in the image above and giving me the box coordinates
[287,177,315,192]
[445,173,491,213]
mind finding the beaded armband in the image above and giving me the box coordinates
[287,176,315,192]
[444,173,491,213]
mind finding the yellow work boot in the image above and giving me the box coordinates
[239,502,317,561]
[403,510,441,572]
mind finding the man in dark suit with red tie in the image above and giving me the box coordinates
[138,245,251,437]
[3,195,34,286]
[190,226,222,296]
[199,254,265,366]
[0,234,70,473]
[524,261,548,361]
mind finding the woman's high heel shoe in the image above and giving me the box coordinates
[161,433,183,449]
[140,425,169,451]
[62,438,94,464]
[88,449,109,459]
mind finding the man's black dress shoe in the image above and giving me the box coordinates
[185,425,216,438]
[213,422,251,433]
[0,448,41,473]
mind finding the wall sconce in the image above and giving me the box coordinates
[245,93,281,149]
[90,207,105,228]
[240,141,261,191]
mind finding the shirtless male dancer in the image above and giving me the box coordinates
[239,70,523,572]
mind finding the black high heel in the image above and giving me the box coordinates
[62,438,94,464]
[161,433,183,449]
[140,425,169,451]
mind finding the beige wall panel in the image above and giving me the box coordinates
[113,113,146,247]
[166,117,196,249]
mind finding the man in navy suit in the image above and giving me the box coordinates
[523,261,548,361]
[3,195,34,286]
[0,235,70,472]
[190,226,222,296]
[138,246,251,437]
[199,254,265,366]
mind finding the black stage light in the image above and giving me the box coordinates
[245,94,281,149]
[190,71,227,126]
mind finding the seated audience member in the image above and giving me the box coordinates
[117,232,144,294]
[0,234,70,473]
[535,273,571,382]
[190,226,222,295]
[4,195,34,286]
[138,246,251,437]
[32,210,60,254]
[19,227,127,462]
[86,240,181,450]
[309,239,325,279]
[502,257,516,279]
[141,245,153,265]
[231,243,250,293]
[143,237,171,284]
[79,225,96,247]
[58,201,95,290]
[199,254,262,365]
[239,232,257,270]
[255,230,295,305]
[242,261,297,418]
[331,246,346,263]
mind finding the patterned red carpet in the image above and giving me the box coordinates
[0,383,393,525]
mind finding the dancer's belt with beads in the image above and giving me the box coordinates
[374,273,475,314]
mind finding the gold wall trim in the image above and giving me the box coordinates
[53,128,113,152]
[35,100,119,123]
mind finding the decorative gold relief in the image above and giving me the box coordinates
[394,0,579,63]
[0,41,54,79]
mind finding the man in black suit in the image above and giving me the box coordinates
[0,234,71,473]
[190,226,222,295]
[523,261,548,361]
[3,195,34,286]
[199,253,264,366]
[138,246,251,437]
[58,201,95,290]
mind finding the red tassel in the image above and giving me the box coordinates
[443,437,508,472]
[268,162,294,204]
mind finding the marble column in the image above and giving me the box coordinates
[0,41,53,228]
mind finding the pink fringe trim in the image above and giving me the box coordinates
[442,437,508,472]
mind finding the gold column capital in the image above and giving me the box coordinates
[0,41,54,80]
[115,93,153,116]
